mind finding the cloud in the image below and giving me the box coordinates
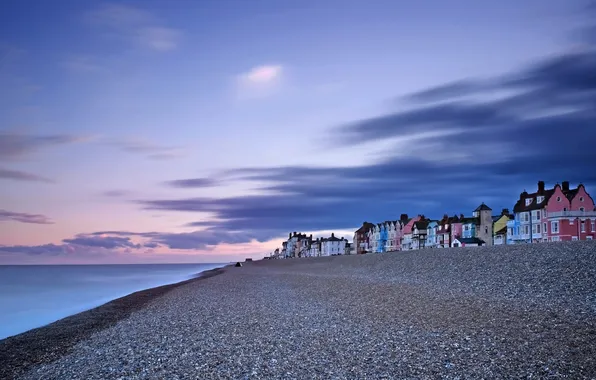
[0,168,53,183]
[101,189,132,197]
[136,27,181,52]
[136,44,596,240]
[240,65,283,84]
[87,4,181,52]
[164,177,219,188]
[62,235,141,249]
[0,210,54,224]
[0,244,65,256]
[236,65,284,98]
[0,132,86,161]
[107,139,184,160]
[84,229,261,250]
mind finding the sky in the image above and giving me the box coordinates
[1,0,595,264]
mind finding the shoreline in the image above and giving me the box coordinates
[0,265,230,380]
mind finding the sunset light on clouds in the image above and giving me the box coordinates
[1,0,595,264]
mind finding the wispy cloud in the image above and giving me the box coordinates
[0,209,54,224]
[240,65,283,85]
[62,55,108,73]
[0,132,89,161]
[236,64,284,98]
[107,138,184,160]
[86,4,182,52]
[164,177,219,188]
[101,189,133,198]
[0,168,53,183]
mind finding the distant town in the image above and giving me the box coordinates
[269,181,596,259]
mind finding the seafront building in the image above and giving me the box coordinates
[273,181,595,258]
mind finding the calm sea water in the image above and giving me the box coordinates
[0,263,227,340]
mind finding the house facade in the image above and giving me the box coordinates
[400,215,422,250]
[353,222,375,254]
[321,233,347,256]
[426,220,438,248]
[512,181,596,242]
[411,219,429,249]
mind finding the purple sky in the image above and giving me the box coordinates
[1,0,595,264]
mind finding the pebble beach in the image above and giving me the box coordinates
[4,241,596,379]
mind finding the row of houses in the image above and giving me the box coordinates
[271,232,352,259]
[270,181,596,258]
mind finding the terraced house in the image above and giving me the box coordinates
[512,181,596,242]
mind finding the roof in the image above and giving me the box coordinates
[460,217,479,224]
[355,222,375,234]
[413,220,429,230]
[495,226,507,235]
[455,237,485,244]
[474,203,492,212]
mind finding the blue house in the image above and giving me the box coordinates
[461,217,477,239]
[506,218,520,244]
[426,220,438,247]
[377,223,388,253]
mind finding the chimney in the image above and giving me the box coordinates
[538,181,545,193]
[562,181,570,192]
[460,213,464,219]
[400,213,408,221]
[501,208,510,216]
[309,234,312,240]
[331,233,335,238]
[289,233,292,239]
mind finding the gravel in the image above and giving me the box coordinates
[19,241,596,379]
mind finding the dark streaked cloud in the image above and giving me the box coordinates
[108,139,184,160]
[0,244,65,256]
[136,47,596,240]
[0,168,53,183]
[85,229,262,250]
[0,209,54,224]
[164,177,219,188]
[0,132,85,161]
[62,235,141,249]
[101,189,132,197]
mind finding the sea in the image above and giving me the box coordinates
[0,263,227,340]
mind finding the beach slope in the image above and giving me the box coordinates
[12,242,596,379]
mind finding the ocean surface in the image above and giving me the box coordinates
[0,263,227,340]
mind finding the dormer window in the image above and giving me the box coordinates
[537,196,544,203]
[525,198,532,206]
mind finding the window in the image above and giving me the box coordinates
[533,210,540,220]
[587,236,593,240]
[557,196,561,202]
[581,221,586,232]
[524,225,530,235]
[544,211,548,217]
[532,224,541,234]
[592,221,595,232]
[580,207,585,212]
[537,196,544,203]
[572,236,578,241]
[485,226,488,234]
[580,197,584,202]
[551,236,560,242]
[543,223,547,233]
[551,221,559,234]
[569,219,574,225]
[525,198,532,206]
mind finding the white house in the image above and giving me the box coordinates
[451,237,486,247]
[308,239,321,257]
[321,233,347,256]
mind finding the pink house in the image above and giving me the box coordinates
[513,181,596,242]
[400,215,422,250]
[449,214,464,243]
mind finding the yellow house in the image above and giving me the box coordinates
[493,208,513,245]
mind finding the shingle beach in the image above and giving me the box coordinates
[6,241,596,379]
